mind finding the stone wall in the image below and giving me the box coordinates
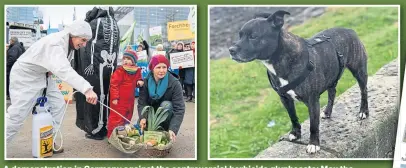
[256,60,399,158]
[210,7,327,59]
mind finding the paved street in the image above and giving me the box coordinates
[6,99,196,159]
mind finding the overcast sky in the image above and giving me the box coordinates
[40,6,95,29]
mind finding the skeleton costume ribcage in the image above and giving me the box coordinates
[74,7,120,136]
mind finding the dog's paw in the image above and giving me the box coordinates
[359,112,367,120]
[306,144,320,154]
[288,134,297,141]
[321,113,330,119]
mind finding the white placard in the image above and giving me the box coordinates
[149,26,162,36]
[137,50,148,62]
[9,29,34,47]
[169,51,195,69]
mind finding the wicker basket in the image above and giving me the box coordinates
[109,128,173,158]
[134,131,173,158]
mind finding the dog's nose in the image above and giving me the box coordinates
[229,46,237,56]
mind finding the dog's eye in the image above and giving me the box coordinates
[249,35,257,40]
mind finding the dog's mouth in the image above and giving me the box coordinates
[230,54,256,63]
[229,45,257,63]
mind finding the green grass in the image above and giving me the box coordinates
[210,7,398,158]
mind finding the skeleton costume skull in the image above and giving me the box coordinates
[73,7,119,138]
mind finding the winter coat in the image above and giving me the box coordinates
[183,49,195,85]
[19,42,26,53]
[110,66,142,103]
[137,71,185,134]
[6,42,23,74]
[184,68,195,85]
[107,66,142,137]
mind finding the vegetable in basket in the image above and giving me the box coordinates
[141,106,171,146]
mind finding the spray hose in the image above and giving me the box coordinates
[52,91,139,152]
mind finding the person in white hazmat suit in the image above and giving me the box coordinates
[6,20,98,153]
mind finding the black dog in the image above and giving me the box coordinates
[229,10,369,154]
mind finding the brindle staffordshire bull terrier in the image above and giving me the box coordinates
[229,10,369,154]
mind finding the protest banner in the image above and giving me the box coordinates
[167,20,194,41]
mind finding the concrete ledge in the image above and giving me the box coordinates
[256,60,399,158]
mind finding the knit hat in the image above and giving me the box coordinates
[123,50,138,64]
[156,44,164,51]
[149,55,170,70]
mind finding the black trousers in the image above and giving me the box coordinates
[185,84,194,97]
[6,74,10,97]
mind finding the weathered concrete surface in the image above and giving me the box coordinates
[256,60,399,158]
[210,7,327,59]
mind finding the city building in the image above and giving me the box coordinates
[6,7,44,47]
[132,7,189,28]
[7,7,43,25]
[115,7,190,47]
[132,7,190,46]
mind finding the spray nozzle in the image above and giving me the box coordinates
[37,97,48,107]
[133,124,143,136]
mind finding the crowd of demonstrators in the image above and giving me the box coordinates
[5,10,193,155]
[112,45,187,142]
[164,41,196,103]
[131,40,196,103]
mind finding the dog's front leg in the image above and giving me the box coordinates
[306,95,321,154]
[280,95,301,141]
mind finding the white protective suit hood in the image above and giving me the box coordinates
[64,20,92,40]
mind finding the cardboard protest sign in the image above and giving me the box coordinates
[169,51,194,69]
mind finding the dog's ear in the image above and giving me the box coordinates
[254,13,272,19]
[267,10,290,28]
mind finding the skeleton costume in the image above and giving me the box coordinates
[73,7,120,139]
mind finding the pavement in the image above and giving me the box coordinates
[6,98,196,159]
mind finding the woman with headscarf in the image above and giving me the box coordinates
[6,20,98,153]
[137,55,185,142]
